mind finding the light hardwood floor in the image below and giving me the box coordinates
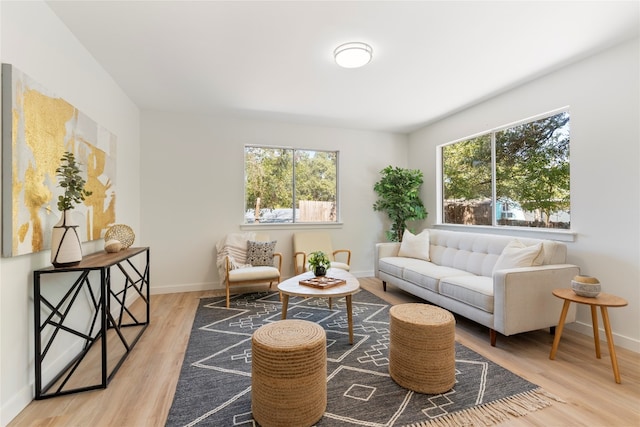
[9,277,640,426]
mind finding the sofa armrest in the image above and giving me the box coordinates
[374,242,400,278]
[493,264,580,336]
[376,242,400,258]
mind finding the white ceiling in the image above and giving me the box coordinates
[46,1,639,133]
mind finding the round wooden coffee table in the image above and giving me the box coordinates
[549,288,628,383]
[277,268,360,344]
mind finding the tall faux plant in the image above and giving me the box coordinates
[51,151,92,267]
[373,166,427,242]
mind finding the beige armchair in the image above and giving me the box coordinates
[292,231,351,275]
[217,233,282,308]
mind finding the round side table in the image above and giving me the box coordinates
[549,288,628,384]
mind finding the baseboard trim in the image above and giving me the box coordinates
[565,321,639,353]
[150,270,375,296]
[151,282,220,295]
[1,384,33,427]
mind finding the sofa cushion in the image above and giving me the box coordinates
[492,240,543,274]
[403,263,473,293]
[440,275,494,313]
[398,229,430,261]
[429,230,509,276]
[378,256,426,278]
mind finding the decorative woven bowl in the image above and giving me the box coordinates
[571,275,601,297]
[104,224,135,249]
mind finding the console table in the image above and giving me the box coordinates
[33,247,150,399]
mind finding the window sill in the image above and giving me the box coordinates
[240,222,344,231]
[432,223,576,242]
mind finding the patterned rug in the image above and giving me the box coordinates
[166,290,560,427]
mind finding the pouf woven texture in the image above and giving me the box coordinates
[251,319,327,427]
[389,303,456,394]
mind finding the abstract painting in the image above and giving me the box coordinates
[1,64,117,257]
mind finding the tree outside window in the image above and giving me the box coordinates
[244,146,338,224]
[441,111,570,229]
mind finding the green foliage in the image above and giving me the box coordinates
[373,166,427,242]
[495,113,570,225]
[245,147,293,210]
[294,151,337,202]
[442,135,492,201]
[443,112,570,227]
[307,250,331,269]
[55,151,92,211]
[244,147,337,219]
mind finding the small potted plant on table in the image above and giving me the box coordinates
[307,251,331,277]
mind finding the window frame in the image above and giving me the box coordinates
[436,107,574,240]
[242,145,341,227]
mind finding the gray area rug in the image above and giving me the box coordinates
[166,290,560,427]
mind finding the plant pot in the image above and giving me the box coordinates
[314,266,326,277]
[50,210,83,267]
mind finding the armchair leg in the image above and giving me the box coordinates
[226,285,230,309]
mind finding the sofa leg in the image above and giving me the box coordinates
[382,281,387,292]
[490,329,497,347]
[550,326,556,335]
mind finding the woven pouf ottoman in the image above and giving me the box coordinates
[251,319,327,427]
[389,303,456,394]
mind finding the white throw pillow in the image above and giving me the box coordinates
[492,240,544,274]
[398,229,430,261]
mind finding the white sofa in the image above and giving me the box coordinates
[375,229,579,346]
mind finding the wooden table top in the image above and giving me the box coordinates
[36,247,149,272]
[552,288,628,307]
[278,268,360,298]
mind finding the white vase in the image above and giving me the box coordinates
[50,210,83,267]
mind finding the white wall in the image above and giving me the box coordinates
[0,2,141,424]
[1,3,636,425]
[409,38,640,352]
[141,111,408,294]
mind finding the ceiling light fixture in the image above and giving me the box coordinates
[334,42,373,69]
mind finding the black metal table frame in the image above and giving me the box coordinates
[33,247,150,399]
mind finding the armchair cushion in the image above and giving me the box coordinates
[330,261,350,271]
[228,265,280,282]
[247,240,277,266]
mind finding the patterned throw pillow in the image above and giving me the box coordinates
[246,241,277,266]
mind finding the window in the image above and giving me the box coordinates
[441,110,570,229]
[244,146,338,224]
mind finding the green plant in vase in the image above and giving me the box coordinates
[56,151,93,211]
[51,151,92,267]
[307,251,331,277]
